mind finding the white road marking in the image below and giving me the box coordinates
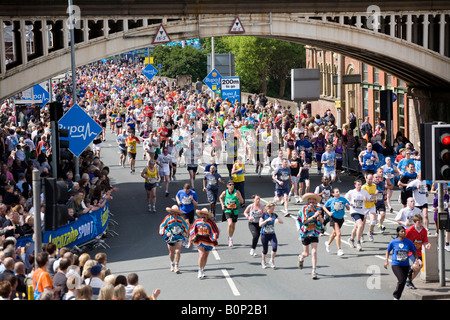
[222,269,241,296]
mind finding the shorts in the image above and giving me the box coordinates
[184,210,195,224]
[301,236,319,246]
[291,176,299,184]
[299,176,310,183]
[119,149,127,156]
[329,216,344,229]
[206,189,218,204]
[187,165,198,173]
[366,206,376,215]
[323,168,336,179]
[315,154,323,162]
[401,190,413,205]
[275,187,289,197]
[159,168,170,176]
[336,161,343,171]
[93,144,101,151]
[415,204,428,210]
[223,210,239,223]
[376,204,386,213]
[128,152,136,160]
[351,212,366,222]
[197,243,214,251]
[144,182,157,191]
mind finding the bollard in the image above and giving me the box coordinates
[421,235,439,282]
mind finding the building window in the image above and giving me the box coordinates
[362,64,368,83]
[386,73,392,88]
[363,88,369,118]
[373,68,379,84]
[374,89,380,120]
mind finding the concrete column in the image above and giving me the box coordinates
[19,19,28,65]
[439,13,445,55]
[41,19,49,56]
[0,19,6,75]
[422,14,429,50]
[421,235,439,282]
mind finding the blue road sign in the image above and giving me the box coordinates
[221,77,241,104]
[57,104,103,157]
[142,64,158,81]
[23,84,50,107]
[203,68,222,92]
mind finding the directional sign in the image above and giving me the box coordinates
[203,68,223,92]
[23,84,50,107]
[221,77,241,104]
[152,24,171,44]
[142,64,158,81]
[229,17,245,34]
[57,104,103,157]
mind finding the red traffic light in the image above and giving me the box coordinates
[442,134,450,146]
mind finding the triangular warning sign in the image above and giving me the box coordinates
[229,17,245,34]
[152,24,171,44]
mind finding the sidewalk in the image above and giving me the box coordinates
[406,280,450,300]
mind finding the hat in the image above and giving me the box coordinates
[196,208,214,219]
[90,264,102,276]
[166,205,183,215]
[302,193,322,203]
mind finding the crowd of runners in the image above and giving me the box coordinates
[0,57,448,300]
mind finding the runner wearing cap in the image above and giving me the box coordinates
[159,205,190,274]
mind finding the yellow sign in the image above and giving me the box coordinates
[335,100,341,108]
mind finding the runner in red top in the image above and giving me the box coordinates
[405,214,431,289]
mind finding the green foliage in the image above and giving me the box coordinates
[151,37,305,99]
[152,45,207,81]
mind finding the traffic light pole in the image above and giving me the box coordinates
[438,182,446,287]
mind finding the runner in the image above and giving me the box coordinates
[219,180,244,247]
[398,163,418,208]
[381,156,400,212]
[116,131,128,168]
[406,171,429,230]
[395,197,423,227]
[384,225,419,300]
[373,172,387,233]
[159,205,190,274]
[231,156,246,208]
[321,143,336,183]
[156,147,174,197]
[297,193,324,279]
[313,131,326,175]
[358,142,379,177]
[259,202,284,269]
[298,150,311,203]
[314,176,333,227]
[190,208,220,279]
[140,159,160,212]
[345,179,370,251]
[405,214,431,289]
[288,150,302,203]
[176,183,198,225]
[125,129,140,174]
[362,174,378,242]
[243,194,265,257]
[202,165,225,219]
[322,188,350,256]
[272,157,292,217]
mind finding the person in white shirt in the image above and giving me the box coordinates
[345,179,370,251]
[395,197,423,227]
[406,172,429,229]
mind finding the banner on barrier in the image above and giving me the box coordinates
[16,202,109,249]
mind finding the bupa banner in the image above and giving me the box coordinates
[221,77,241,104]
[16,202,110,249]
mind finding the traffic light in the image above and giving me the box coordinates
[432,124,450,181]
[44,178,69,231]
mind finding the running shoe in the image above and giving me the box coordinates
[406,281,417,289]
[356,242,362,251]
[228,238,233,247]
[165,191,169,197]
[148,204,152,212]
[174,265,180,274]
[152,205,156,212]
[269,260,276,269]
[368,232,374,242]
[250,248,257,256]
[325,242,330,253]
[348,237,355,248]
[311,270,318,279]
[337,249,344,256]
[170,264,175,272]
[298,257,304,269]
[261,261,267,269]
